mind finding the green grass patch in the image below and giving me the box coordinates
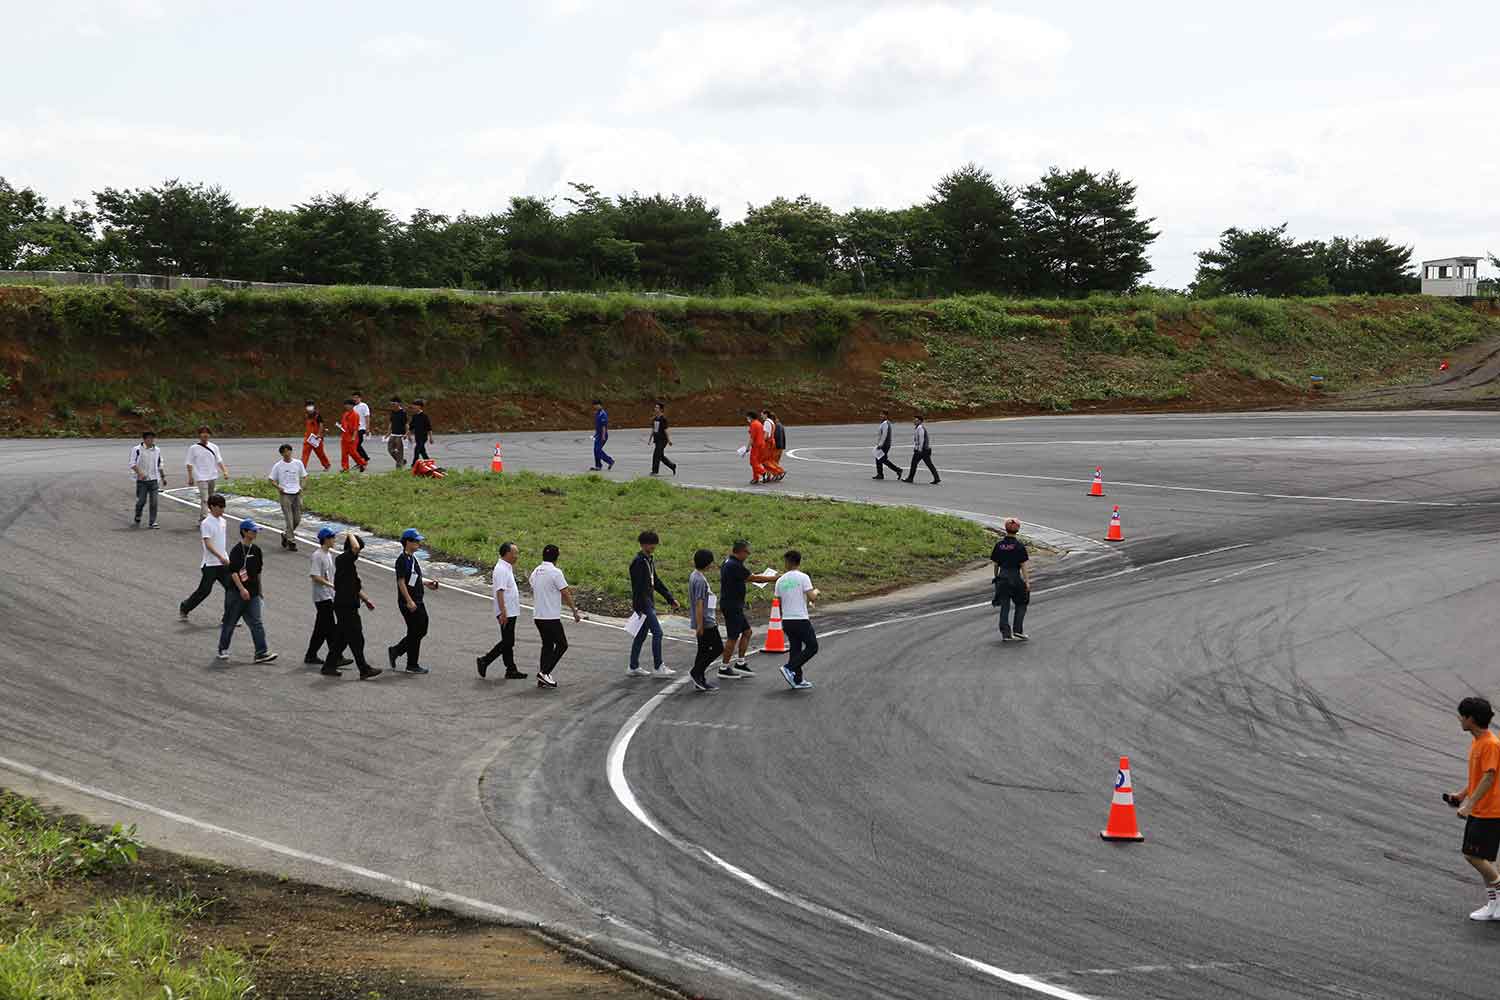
[0,791,254,999]
[227,469,990,615]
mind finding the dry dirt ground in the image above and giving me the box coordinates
[37,839,669,1000]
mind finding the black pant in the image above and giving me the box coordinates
[181,566,228,615]
[874,450,902,478]
[356,428,371,463]
[413,437,430,461]
[391,603,429,667]
[325,605,370,668]
[480,616,518,673]
[994,576,1029,637]
[783,619,819,681]
[907,448,940,483]
[651,442,677,475]
[693,626,725,681]
[535,619,568,676]
[306,599,337,661]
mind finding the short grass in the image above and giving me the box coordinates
[227,469,991,615]
[0,791,255,999]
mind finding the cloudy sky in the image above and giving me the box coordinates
[4,0,1496,286]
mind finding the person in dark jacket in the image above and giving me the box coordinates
[873,409,903,479]
[990,517,1031,641]
[627,530,679,676]
[323,532,382,679]
[648,401,677,476]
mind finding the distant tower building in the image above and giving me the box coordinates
[1421,257,1479,296]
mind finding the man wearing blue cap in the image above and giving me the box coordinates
[389,528,439,674]
[219,519,277,663]
[304,526,348,668]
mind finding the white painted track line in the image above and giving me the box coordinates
[605,683,1099,1000]
[784,447,1490,508]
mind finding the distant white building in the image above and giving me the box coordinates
[1421,256,1480,296]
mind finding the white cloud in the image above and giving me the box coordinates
[358,32,445,66]
[1324,16,1377,40]
[618,5,1069,111]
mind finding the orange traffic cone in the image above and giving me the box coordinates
[763,597,787,653]
[1100,755,1145,842]
[1088,467,1105,497]
[490,442,504,474]
[1105,505,1123,541]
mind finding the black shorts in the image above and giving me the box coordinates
[1462,817,1500,861]
[722,606,750,639]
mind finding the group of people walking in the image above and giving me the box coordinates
[301,393,435,473]
[874,410,940,484]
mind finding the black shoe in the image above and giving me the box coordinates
[671,466,677,476]
[320,666,343,676]
[133,518,141,527]
[873,475,884,480]
[387,646,399,670]
[303,656,323,665]
[931,479,941,485]
[288,541,298,552]
[358,667,382,680]
[254,651,279,664]
[405,664,430,675]
[336,657,352,667]
[504,669,529,679]
[476,656,489,678]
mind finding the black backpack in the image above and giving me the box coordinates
[774,421,787,449]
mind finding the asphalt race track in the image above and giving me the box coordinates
[3,410,1499,999]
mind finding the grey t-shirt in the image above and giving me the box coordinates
[689,570,716,628]
[310,548,336,603]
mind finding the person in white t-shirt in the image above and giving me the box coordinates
[267,444,308,551]
[528,544,581,689]
[179,493,230,619]
[477,541,527,680]
[773,549,819,690]
[352,391,372,467]
[185,425,229,518]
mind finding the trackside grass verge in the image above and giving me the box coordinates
[0,790,254,1000]
[0,788,669,998]
[227,469,992,616]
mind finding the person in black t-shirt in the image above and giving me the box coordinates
[324,533,382,679]
[387,397,409,468]
[648,402,677,476]
[389,528,439,674]
[219,519,277,663]
[409,399,433,462]
[717,539,778,678]
[990,518,1031,641]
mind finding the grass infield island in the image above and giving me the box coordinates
[229,469,992,616]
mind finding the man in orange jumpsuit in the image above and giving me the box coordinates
[745,410,766,484]
[339,398,366,472]
[301,399,331,470]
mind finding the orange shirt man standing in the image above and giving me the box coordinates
[1452,696,1500,921]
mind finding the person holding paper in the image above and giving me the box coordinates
[627,530,679,677]
[389,528,439,674]
[873,409,902,480]
[718,540,778,677]
[301,400,331,470]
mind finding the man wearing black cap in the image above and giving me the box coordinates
[390,528,439,674]
[219,519,277,664]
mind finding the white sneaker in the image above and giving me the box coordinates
[1469,900,1499,921]
[626,667,650,677]
[215,650,230,661]
[653,665,676,676]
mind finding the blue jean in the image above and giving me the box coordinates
[219,589,268,656]
[593,437,613,468]
[629,607,663,669]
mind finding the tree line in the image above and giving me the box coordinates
[0,166,1156,297]
[1,170,1426,297]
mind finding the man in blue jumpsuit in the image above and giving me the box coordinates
[591,399,615,471]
